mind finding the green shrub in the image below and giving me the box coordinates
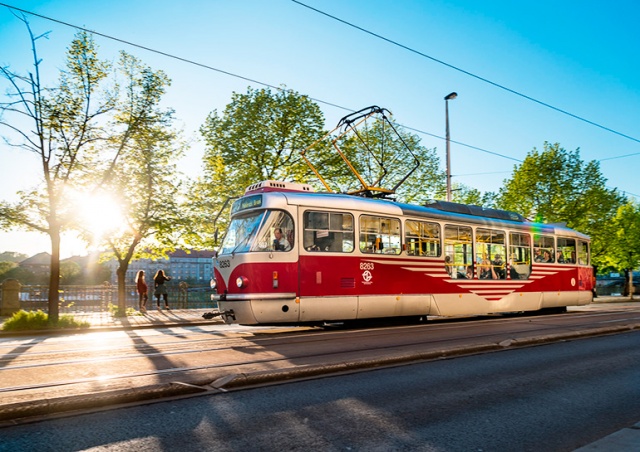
[107,303,142,317]
[2,310,90,331]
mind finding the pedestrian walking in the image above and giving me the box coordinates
[154,269,172,310]
[135,270,148,313]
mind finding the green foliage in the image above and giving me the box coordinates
[450,184,495,207]
[200,86,326,189]
[0,261,17,278]
[2,310,90,331]
[0,266,48,285]
[192,87,328,248]
[496,142,625,267]
[107,303,141,317]
[0,252,28,263]
[60,261,82,284]
[607,202,640,271]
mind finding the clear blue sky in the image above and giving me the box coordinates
[1,0,639,257]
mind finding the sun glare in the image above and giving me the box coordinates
[70,190,126,245]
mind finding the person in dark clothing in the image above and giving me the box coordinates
[153,269,172,310]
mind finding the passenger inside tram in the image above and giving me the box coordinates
[479,254,497,279]
[492,254,506,279]
[444,255,453,277]
[534,248,544,262]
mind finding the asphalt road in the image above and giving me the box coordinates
[1,330,639,451]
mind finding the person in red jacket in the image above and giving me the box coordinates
[135,270,148,313]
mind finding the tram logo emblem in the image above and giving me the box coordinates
[362,270,373,283]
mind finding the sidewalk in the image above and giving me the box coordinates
[0,307,222,336]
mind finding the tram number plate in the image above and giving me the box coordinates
[219,260,231,268]
[360,262,375,270]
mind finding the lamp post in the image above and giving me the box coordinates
[444,92,457,202]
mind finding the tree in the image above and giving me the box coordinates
[81,53,184,314]
[496,142,624,267]
[0,252,28,263]
[59,261,82,284]
[607,201,640,299]
[450,183,493,206]
[0,20,114,322]
[0,261,17,279]
[191,87,327,248]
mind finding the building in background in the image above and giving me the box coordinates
[105,250,215,286]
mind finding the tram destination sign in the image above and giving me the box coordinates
[232,194,263,214]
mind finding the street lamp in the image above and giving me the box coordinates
[444,92,457,202]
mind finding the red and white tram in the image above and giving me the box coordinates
[211,180,594,325]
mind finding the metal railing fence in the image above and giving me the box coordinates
[11,284,215,313]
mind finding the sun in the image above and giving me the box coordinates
[69,190,127,244]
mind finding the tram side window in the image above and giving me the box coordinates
[405,220,441,257]
[359,215,401,254]
[557,237,576,264]
[303,211,354,252]
[444,225,473,279]
[509,232,531,280]
[577,241,589,265]
[533,235,555,263]
[476,228,506,279]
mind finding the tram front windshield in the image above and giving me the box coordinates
[220,210,294,254]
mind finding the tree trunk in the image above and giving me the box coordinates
[47,230,61,324]
[628,269,635,301]
[116,262,128,316]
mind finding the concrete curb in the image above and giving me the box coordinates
[2,322,638,425]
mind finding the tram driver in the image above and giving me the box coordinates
[273,228,291,251]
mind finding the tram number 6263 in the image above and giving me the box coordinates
[360,262,375,270]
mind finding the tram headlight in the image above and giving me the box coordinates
[210,278,217,290]
[236,276,249,288]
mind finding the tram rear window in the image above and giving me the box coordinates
[303,211,354,252]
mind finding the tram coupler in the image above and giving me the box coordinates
[202,310,236,321]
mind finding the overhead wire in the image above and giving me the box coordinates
[0,2,518,163]
[291,0,640,148]
[0,2,635,174]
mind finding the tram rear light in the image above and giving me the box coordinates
[236,276,249,288]
[273,271,279,288]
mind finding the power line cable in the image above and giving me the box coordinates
[0,2,520,163]
[292,0,640,148]
[1,3,632,167]
[599,151,640,162]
